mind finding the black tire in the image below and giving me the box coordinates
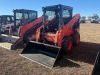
[62,37,73,53]
[72,33,80,46]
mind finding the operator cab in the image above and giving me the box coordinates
[12,9,38,36]
[13,9,37,31]
[42,4,73,43]
[0,15,14,33]
[43,4,73,33]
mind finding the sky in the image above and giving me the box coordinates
[0,0,100,18]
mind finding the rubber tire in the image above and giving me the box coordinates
[62,37,73,53]
[72,33,80,46]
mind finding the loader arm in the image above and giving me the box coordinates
[20,16,43,39]
[58,14,80,46]
[36,26,43,42]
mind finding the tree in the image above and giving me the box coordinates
[93,14,99,19]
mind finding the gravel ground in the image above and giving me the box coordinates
[0,22,100,75]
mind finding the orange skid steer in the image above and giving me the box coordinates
[0,9,43,50]
[12,16,43,49]
[20,4,80,69]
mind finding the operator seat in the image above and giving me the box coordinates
[49,14,59,32]
[63,17,72,25]
[44,14,59,43]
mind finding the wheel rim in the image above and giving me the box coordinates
[67,40,72,51]
[76,36,80,44]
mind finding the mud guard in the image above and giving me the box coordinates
[20,41,61,69]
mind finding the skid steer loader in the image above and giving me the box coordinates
[0,9,43,50]
[20,4,80,69]
[0,15,16,49]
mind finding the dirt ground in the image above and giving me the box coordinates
[0,21,100,75]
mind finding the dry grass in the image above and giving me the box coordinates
[0,22,100,75]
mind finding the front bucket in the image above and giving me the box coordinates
[0,34,20,50]
[20,41,61,69]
